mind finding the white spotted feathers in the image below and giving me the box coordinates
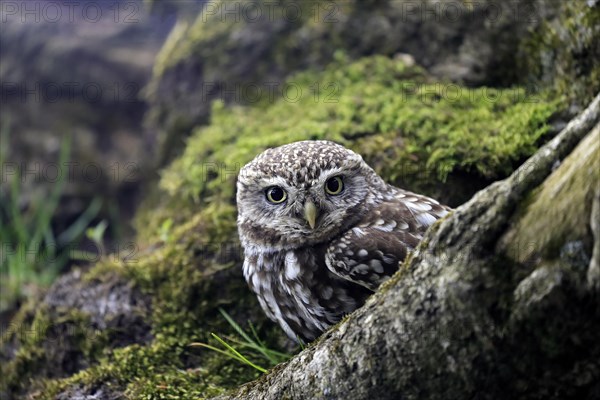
[237,140,450,341]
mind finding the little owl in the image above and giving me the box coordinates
[237,140,450,342]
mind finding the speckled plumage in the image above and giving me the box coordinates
[236,141,450,341]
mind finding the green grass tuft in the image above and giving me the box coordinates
[0,123,102,311]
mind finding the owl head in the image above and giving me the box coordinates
[236,140,386,251]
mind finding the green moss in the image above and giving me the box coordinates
[37,338,255,399]
[11,247,278,398]
[5,54,562,398]
[0,305,107,396]
[3,205,281,398]
[98,338,256,397]
[141,54,559,236]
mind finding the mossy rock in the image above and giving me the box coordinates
[148,1,600,165]
[139,54,561,240]
[148,0,557,163]
[1,222,278,398]
[519,0,600,109]
[1,54,563,399]
[499,124,600,267]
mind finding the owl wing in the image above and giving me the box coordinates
[325,190,450,291]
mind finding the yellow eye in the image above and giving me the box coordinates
[266,186,287,204]
[325,176,344,195]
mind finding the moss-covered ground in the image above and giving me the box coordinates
[1,54,562,399]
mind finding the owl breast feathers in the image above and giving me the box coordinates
[236,140,450,342]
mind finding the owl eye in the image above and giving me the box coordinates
[265,186,287,204]
[325,176,344,195]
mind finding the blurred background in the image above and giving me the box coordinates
[0,0,201,316]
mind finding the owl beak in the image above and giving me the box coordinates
[304,200,318,230]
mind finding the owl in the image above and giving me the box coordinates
[236,140,450,342]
